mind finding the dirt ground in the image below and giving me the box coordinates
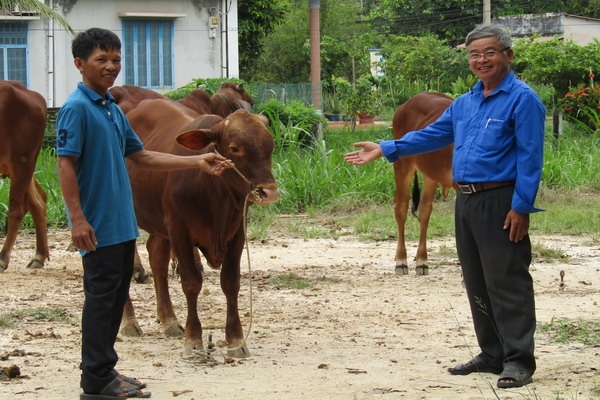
[0,228,599,400]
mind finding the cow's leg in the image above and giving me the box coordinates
[147,235,183,337]
[0,173,33,271]
[393,162,414,275]
[24,179,49,269]
[170,236,206,359]
[219,231,249,358]
[132,244,151,283]
[120,295,143,336]
[414,177,438,275]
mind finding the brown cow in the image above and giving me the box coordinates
[124,100,278,358]
[108,84,165,114]
[210,82,254,117]
[109,82,253,117]
[0,81,49,272]
[392,92,453,275]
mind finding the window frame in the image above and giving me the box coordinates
[0,23,29,86]
[121,19,174,88]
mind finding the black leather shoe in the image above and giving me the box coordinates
[448,356,502,375]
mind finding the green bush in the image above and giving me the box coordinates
[164,77,250,100]
[255,98,326,147]
[559,83,600,130]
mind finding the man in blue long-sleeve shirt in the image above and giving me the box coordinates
[345,23,544,388]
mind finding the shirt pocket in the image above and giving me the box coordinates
[479,117,507,148]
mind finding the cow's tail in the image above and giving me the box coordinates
[411,171,420,218]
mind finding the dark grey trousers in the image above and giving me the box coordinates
[80,240,135,394]
[455,186,536,376]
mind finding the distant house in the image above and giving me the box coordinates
[494,13,600,46]
[0,0,240,107]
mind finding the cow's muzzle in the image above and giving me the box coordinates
[252,187,279,205]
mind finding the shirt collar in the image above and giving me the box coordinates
[77,82,116,104]
[471,70,516,97]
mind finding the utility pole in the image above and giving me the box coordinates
[309,0,322,114]
[483,0,491,23]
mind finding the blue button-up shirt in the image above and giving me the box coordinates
[380,70,545,214]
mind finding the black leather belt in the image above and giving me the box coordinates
[453,181,515,194]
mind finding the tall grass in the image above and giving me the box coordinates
[0,147,66,231]
[1,120,599,241]
[270,126,396,214]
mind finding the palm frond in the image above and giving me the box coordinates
[0,0,73,34]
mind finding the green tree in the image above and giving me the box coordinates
[379,34,470,97]
[0,0,73,33]
[512,37,600,97]
[366,0,600,45]
[238,0,288,81]
[249,0,375,84]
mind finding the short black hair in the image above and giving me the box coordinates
[72,27,121,60]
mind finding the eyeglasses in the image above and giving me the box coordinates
[467,47,510,61]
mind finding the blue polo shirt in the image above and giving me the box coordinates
[380,71,545,214]
[56,82,144,250]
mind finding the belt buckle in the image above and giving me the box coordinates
[457,183,475,194]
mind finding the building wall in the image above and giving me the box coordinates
[6,0,238,107]
[496,13,600,46]
[562,15,600,45]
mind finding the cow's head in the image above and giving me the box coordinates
[176,110,279,205]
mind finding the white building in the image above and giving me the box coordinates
[495,13,600,46]
[0,0,240,107]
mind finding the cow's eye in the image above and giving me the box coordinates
[229,145,240,153]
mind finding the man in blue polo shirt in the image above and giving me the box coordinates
[57,27,231,399]
[345,23,544,389]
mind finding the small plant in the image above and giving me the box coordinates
[333,75,381,122]
[532,242,568,263]
[255,98,325,147]
[538,317,600,346]
[448,75,478,98]
[322,91,341,116]
[0,313,15,329]
[0,307,72,329]
[269,272,310,289]
[559,72,600,131]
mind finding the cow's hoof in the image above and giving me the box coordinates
[133,271,152,284]
[228,343,251,358]
[164,324,184,337]
[26,259,44,269]
[395,265,409,275]
[416,265,429,275]
[120,324,143,337]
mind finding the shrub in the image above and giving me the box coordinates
[164,77,250,100]
[559,83,600,131]
[255,98,326,147]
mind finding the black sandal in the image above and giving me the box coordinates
[118,374,147,389]
[80,377,151,399]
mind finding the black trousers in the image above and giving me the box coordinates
[80,240,135,394]
[455,186,536,376]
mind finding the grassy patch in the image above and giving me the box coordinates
[538,317,600,346]
[269,272,311,290]
[0,307,72,328]
[532,242,568,263]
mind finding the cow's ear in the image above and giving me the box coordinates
[176,129,213,150]
[236,99,253,112]
[256,114,269,126]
